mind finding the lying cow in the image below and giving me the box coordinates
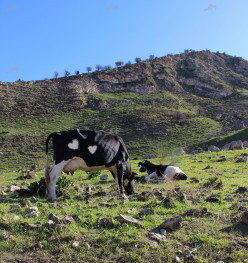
[138,160,187,181]
[45,129,137,201]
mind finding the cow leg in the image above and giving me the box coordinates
[117,162,128,200]
[45,161,67,201]
[145,171,157,181]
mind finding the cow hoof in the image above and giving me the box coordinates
[120,194,129,201]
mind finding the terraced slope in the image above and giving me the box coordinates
[1,51,248,171]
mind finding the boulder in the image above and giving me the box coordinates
[208,145,220,152]
[239,211,248,225]
[139,208,155,216]
[236,156,247,163]
[8,185,20,192]
[160,216,182,231]
[222,142,232,151]
[100,217,115,227]
[230,140,243,150]
[243,141,248,149]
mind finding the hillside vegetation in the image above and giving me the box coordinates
[1,51,248,171]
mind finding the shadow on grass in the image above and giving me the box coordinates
[221,223,248,236]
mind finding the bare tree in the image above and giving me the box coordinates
[54,72,59,78]
[86,66,92,73]
[75,70,80,75]
[64,69,70,77]
[96,64,101,71]
[135,57,141,63]
[115,61,124,67]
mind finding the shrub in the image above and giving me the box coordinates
[96,65,102,71]
[86,66,92,73]
[135,57,141,63]
[115,61,124,67]
[64,69,70,76]
[75,70,80,75]
[28,176,73,197]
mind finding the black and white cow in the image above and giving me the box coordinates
[45,129,137,201]
[138,160,187,181]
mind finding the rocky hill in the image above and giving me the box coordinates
[1,50,248,171]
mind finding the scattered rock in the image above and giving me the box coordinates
[160,229,166,235]
[8,185,20,192]
[190,177,199,183]
[86,185,92,194]
[26,170,37,179]
[160,216,182,231]
[55,224,65,229]
[177,191,187,201]
[208,145,220,152]
[30,211,39,217]
[30,165,38,171]
[139,208,155,216]
[37,241,42,249]
[239,211,248,225]
[203,165,212,170]
[22,200,32,207]
[29,207,39,212]
[136,191,154,201]
[217,157,228,162]
[28,222,41,228]
[13,215,20,220]
[161,196,175,207]
[100,174,109,180]
[63,216,75,224]
[205,195,219,203]
[72,241,80,248]
[236,156,247,163]
[237,187,248,193]
[149,232,166,242]
[224,195,234,202]
[49,213,63,223]
[100,217,115,227]
[118,214,144,225]
[9,204,21,212]
[47,220,54,226]
[84,243,90,249]
[230,140,243,150]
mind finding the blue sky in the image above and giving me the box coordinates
[1,0,248,82]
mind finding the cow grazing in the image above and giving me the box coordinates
[45,129,137,201]
[138,160,187,181]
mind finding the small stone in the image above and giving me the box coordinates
[63,216,75,224]
[237,186,247,193]
[49,213,62,223]
[72,241,79,248]
[149,232,166,242]
[100,174,109,180]
[8,185,20,192]
[139,208,155,216]
[55,224,65,229]
[85,243,90,249]
[100,218,115,227]
[118,214,144,225]
[37,241,42,249]
[208,145,220,152]
[29,206,38,212]
[47,220,54,226]
[205,195,219,203]
[160,229,167,235]
[26,170,37,179]
[30,211,39,217]
[9,204,21,212]
[224,195,234,202]
[160,216,182,231]
[239,211,248,224]
[203,165,211,170]
[13,215,20,220]
[236,156,248,163]
[22,200,32,207]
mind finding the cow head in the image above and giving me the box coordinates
[123,172,139,195]
[138,160,151,173]
[174,173,187,180]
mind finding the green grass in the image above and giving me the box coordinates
[0,150,248,262]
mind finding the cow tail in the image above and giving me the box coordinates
[45,132,55,179]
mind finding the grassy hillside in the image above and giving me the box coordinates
[1,51,248,172]
[0,151,248,262]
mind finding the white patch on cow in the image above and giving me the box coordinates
[68,139,79,150]
[123,178,129,186]
[164,166,183,180]
[88,145,97,154]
